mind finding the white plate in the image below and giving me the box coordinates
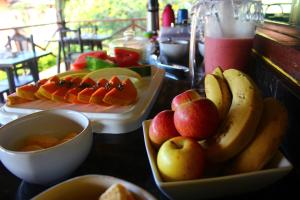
[142,120,293,200]
[32,174,157,200]
[0,66,165,134]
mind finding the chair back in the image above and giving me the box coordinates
[59,28,83,70]
[7,34,36,56]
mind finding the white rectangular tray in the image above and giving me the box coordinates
[0,67,165,134]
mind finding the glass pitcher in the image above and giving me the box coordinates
[189,0,264,88]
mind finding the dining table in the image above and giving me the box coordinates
[53,34,111,72]
[0,70,299,200]
[0,50,51,93]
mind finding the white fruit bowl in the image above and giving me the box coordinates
[143,120,293,200]
[0,109,93,185]
[32,174,157,200]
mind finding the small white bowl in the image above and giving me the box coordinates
[32,174,157,200]
[143,120,293,200]
[0,109,92,185]
[159,40,189,61]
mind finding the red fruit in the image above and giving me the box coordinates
[171,89,202,111]
[72,51,108,70]
[114,47,140,67]
[149,110,180,148]
[174,99,219,140]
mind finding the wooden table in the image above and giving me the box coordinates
[0,51,51,93]
[0,75,299,200]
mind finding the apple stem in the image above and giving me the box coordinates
[171,141,183,149]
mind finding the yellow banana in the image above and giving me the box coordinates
[204,69,263,163]
[205,67,232,120]
[225,97,288,174]
[212,67,224,79]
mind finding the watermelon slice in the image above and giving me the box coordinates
[72,51,108,70]
[114,47,140,67]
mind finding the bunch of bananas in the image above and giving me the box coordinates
[203,67,288,174]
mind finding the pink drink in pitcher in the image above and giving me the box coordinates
[204,36,253,74]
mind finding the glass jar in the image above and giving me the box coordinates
[109,30,149,63]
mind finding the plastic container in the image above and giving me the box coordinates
[109,30,149,63]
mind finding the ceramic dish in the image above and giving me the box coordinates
[0,109,92,185]
[0,66,165,133]
[142,120,293,200]
[32,174,157,200]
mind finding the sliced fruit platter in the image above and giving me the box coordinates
[0,50,165,133]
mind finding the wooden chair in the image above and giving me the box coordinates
[79,25,99,50]
[6,34,37,84]
[59,28,83,70]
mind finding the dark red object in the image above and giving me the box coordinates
[162,4,175,27]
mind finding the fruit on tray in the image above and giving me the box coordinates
[171,89,202,111]
[72,48,143,70]
[102,78,137,106]
[16,84,39,101]
[9,73,138,107]
[204,67,231,120]
[114,47,140,67]
[148,68,288,182]
[89,77,121,105]
[225,97,288,174]
[7,93,32,106]
[72,51,109,70]
[157,136,205,181]
[174,98,220,140]
[149,110,180,148]
[204,69,264,163]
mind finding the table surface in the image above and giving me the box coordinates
[0,51,51,66]
[0,75,299,200]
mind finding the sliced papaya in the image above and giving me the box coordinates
[108,76,122,87]
[70,76,82,88]
[7,93,31,106]
[77,87,97,103]
[48,75,60,84]
[89,87,111,106]
[36,82,60,99]
[65,88,82,103]
[97,78,109,87]
[79,77,96,88]
[16,84,38,100]
[103,78,137,106]
[52,87,69,102]
[36,78,49,87]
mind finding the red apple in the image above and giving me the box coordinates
[174,98,219,140]
[171,89,202,111]
[157,136,205,181]
[149,110,180,148]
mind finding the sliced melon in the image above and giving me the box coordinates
[83,67,142,85]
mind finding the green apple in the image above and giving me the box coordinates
[157,136,205,182]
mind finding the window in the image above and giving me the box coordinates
[262,0,299,26]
